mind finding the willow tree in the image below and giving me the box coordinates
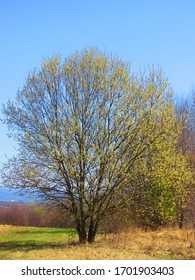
[2,48,175,242]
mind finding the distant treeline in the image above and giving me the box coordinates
[0,202,75,228]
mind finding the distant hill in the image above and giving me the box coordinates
[0,200,26,208]
[0,187,35,202]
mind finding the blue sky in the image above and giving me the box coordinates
[0,0,195,169]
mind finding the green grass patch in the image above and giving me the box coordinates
[0,226,77,256]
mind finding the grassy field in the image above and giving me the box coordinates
[0,225,194,260]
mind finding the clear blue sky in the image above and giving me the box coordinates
[0,0,195,167]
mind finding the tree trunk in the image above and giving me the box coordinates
[178,207,184,229]
[76,219,87,243]
[87,220,98,243]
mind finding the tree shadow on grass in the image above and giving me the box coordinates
[0,239,81,252]
[0,241,65,251]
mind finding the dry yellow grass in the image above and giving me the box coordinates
[0,225,194,260]
[99,227,195,260]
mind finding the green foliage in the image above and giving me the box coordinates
[126,133,193,229]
